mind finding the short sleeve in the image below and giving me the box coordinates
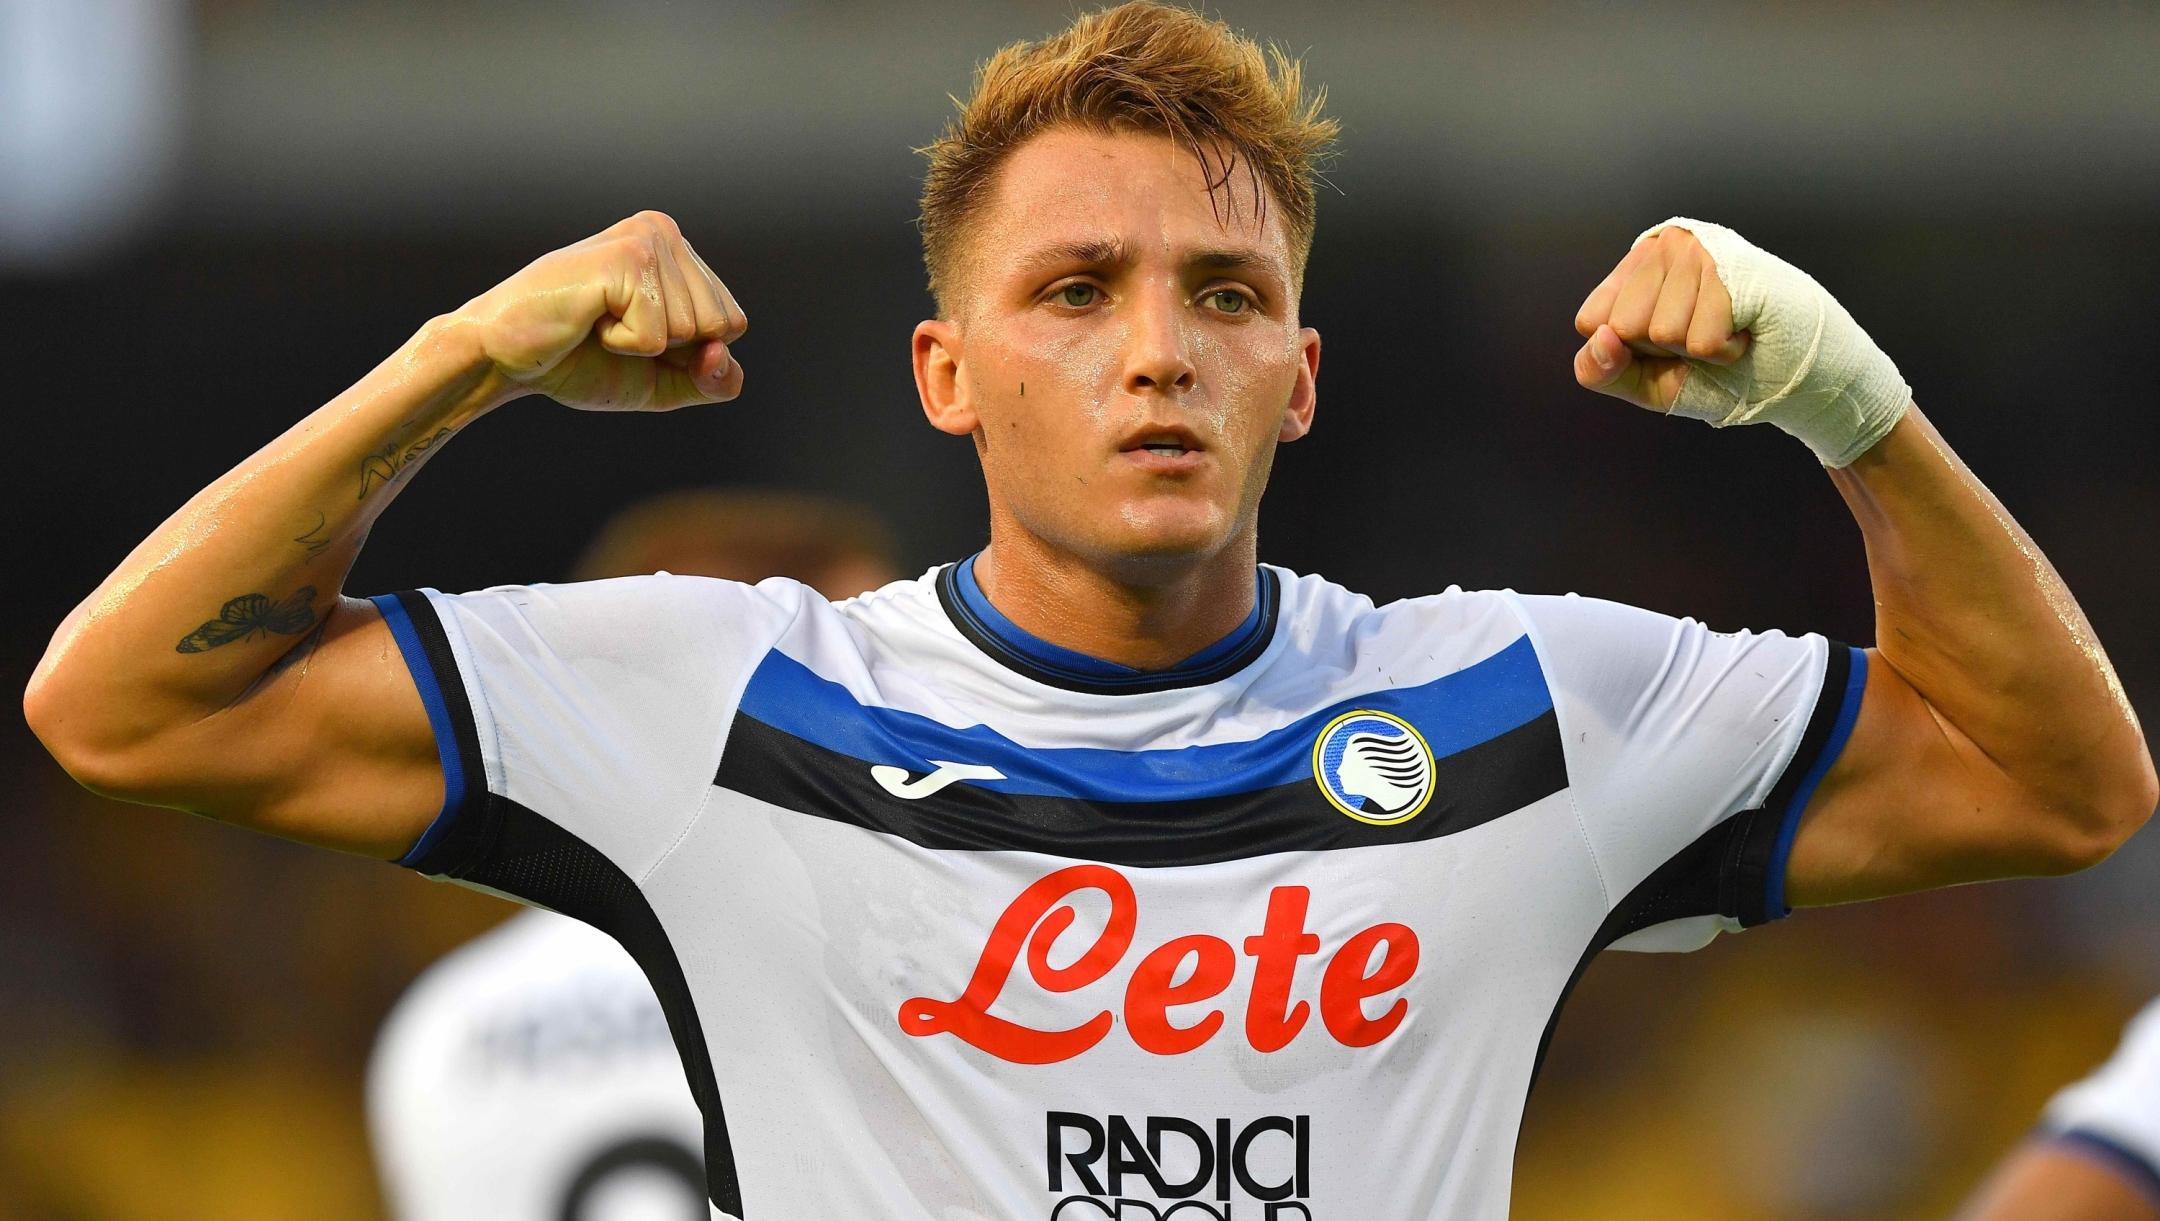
[1512,593,1866,951]
[2038,997,2160,1204]
[372,574,803,886]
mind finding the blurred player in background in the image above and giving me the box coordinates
[368,490,897,1221]
[1956,997,2160,1221]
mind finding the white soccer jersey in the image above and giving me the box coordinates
[2039,995,2160,1204]
[369,559,1865,1220]
[368,909,708,1221]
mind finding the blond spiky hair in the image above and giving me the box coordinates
[918,1,1337,316]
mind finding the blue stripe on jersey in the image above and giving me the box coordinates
[371,592,467,867]
[734,634,1553,802]
[1762,645,1868,921]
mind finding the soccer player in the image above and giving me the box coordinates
[368,491,897,1221]
[23,4,2156,1218]
[1955,998,2160,1221]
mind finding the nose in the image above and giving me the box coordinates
[1122,285,1196,398]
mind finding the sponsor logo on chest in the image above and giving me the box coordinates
[898,865,1420,1064]
[1044,1111,1313,1219]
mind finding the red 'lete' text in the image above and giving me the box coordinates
[898,865,1420,1064]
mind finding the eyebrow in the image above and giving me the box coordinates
[1190,249,1264,271]
[1017,240,1278,281]
[1020,237,1133,275]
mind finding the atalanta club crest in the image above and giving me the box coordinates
[1311,710,1435,825]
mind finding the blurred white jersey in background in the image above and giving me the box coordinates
[2041,995,2160,1204]
[368,909,708,1221]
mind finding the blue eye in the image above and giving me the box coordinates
[1058,284,1098,307]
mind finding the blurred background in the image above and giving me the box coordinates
[3,0,2158,1217]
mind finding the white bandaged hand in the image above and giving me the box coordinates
[1642,218,1910,468]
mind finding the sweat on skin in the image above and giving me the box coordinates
[914,129,1319,671]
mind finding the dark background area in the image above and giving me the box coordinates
[3,2,2159,1217]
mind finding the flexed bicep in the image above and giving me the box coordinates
[24,211,753,857]
[98,597,445,858]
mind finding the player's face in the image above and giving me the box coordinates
[915,128,1319,581]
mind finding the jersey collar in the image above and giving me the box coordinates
[935,555,1279,695]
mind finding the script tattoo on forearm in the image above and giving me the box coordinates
[175,587,319,654]
[357,427,454,500]
[293,511,334,555]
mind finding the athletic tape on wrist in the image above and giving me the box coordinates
[1638,218,1910,468]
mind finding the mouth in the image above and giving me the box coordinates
[1119,428,1206,466]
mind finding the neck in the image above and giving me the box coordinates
[973,526,1259,672]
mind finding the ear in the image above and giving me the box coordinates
[914,320,978,437]
[1277,327,1321,442]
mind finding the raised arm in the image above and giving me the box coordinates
[22,212,744,858]
[1572,221,2155,905]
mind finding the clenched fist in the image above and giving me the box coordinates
[454,211,746,412]
[1571,225,1748,414]
[1571,218,1910,468]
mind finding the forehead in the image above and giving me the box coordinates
[972,127,1292,277]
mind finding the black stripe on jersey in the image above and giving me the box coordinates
[713,706,1568,866]
[936,563,1282,695]
[413,792,746,1219]
[1522,639,1857,1104]
[1727,640,1856,926]
[389,593,745,1219]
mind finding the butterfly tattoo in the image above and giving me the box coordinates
[175,587,319,654]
